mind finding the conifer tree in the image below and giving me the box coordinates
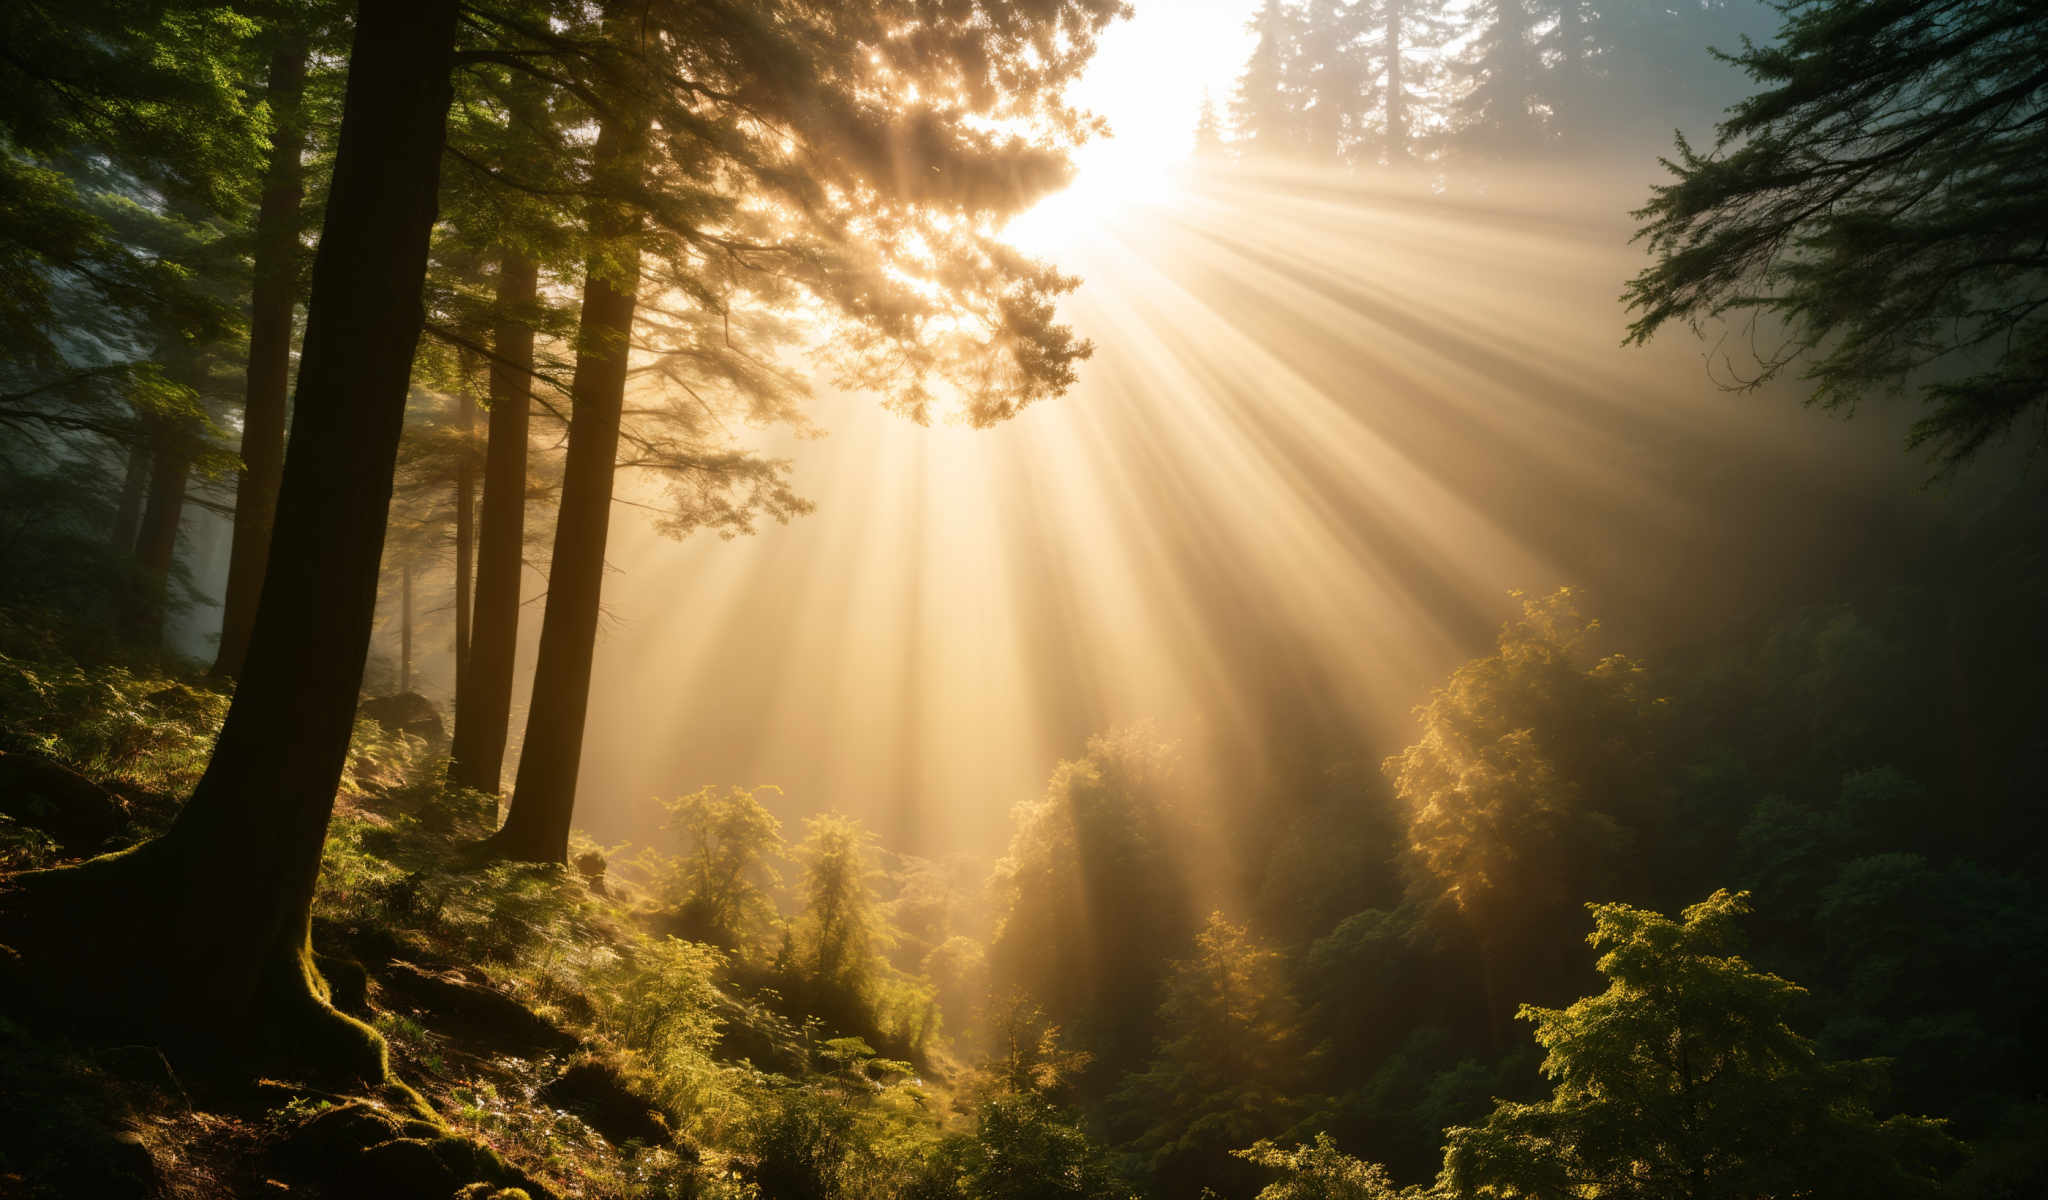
[1439,891,1955,1200]
[1354,0,1456,164]
[1296,0,1364,163]
[214,20,326,679]
[0,0,462,1082]
[479,0,1122,864]
[1625,0,2048,470]
[1452,0,1546,157]
[1235,0,1305,159]
[1193,89,1228,159]
[432,63,580,797]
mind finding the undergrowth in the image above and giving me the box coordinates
[1,629,1136,1199]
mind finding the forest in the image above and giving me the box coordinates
[0,0,2044,1197]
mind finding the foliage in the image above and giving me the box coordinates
[0,621,424,803]
[1113,913,1303,1194]
[1625,0,2048,469]
[1237,1133,1404,1200]
[598,937,744,1136]
[912,1093,1134,1200]
[1437,890,1956,1200]
[989,730,1203,1084]
[639,786,787,953]
[1388,589,1668,1013]
[789,812,890,1002]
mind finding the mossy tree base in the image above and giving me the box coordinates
[0,837,388,1089]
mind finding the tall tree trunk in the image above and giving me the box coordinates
[399,559,414,695]
[448,250,538,796]
[1555,0,1581,144]
[483,86,652,864]
[110,437,150,550]
[1386,4,1406,163]
[453,369,475,686]
[213,40,309,679]
[124,406,198,650]
[127,420,193,649]
[0,0,459,1084]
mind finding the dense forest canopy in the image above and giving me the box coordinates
[0,0,2043,1198]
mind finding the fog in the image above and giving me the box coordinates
[507,160,1942,862]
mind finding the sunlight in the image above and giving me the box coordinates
[7,0,2039,1193]
[570,157,1912,858]
[1004,0,1257,253]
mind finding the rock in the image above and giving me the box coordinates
[358,692,447,751]
[355,1138,460,1199]
[100,1129,163,1199]
[573,850,609,898]
[271,1103,558,1200]
[376,961,575,1054]
[537,1056,671,1148]
[316,953,371,1015]
[0,751,125,853]
[271,1101,417,1174]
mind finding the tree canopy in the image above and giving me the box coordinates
[1625,0,2048,469]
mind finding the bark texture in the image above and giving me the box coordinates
[484,90,651,864]
[213,40,310,679]
[448,251,539,796]
[0,0,460,1084]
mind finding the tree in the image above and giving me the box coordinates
[434,58,581,797]
[642,784,787,951]
[1236,1133,1404,1200]
[443,244,541,794]
[1235,0,1304,158]
[0,0,461,1082]
[792,811,887,1000]
[0,0,263,383]
[1113,912,1303,1196]
[1296,0,1365,163]
[214,22,320,679]
[1387,589,1668,1039]
[1438,890,1955,1200]
[989,730,1203,1085]
[1537,0,1598,148]
[483,0,1120,864]
[915,1092,1135,1200]
[1354,0,1455,164]
[1624,0,2048,470]
[1194,89,1229,158]
[1451,0,1545,157]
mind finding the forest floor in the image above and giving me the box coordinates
[0,654,960,1199]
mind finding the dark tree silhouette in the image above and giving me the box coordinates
[1626,0,2048,469]
[447,248,540,796]
[0,0,460,1083]
[484,35,653,861]
[213,34,311,680]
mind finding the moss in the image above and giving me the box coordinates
[0,838,391,1090]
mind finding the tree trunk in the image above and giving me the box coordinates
[213,39,309,680]
[0,0,459,1085]
[1386,4,1406,163]
[453,369,475,687]
[126,418,193,650]
[110,437,150,550]
[448,250,538,797]
[483,89,651,864]
[400,559,414,695]
[1552,0,1581,145]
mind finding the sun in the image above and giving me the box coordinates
[1002,0,1258,255]
[1004,141,1179,254]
